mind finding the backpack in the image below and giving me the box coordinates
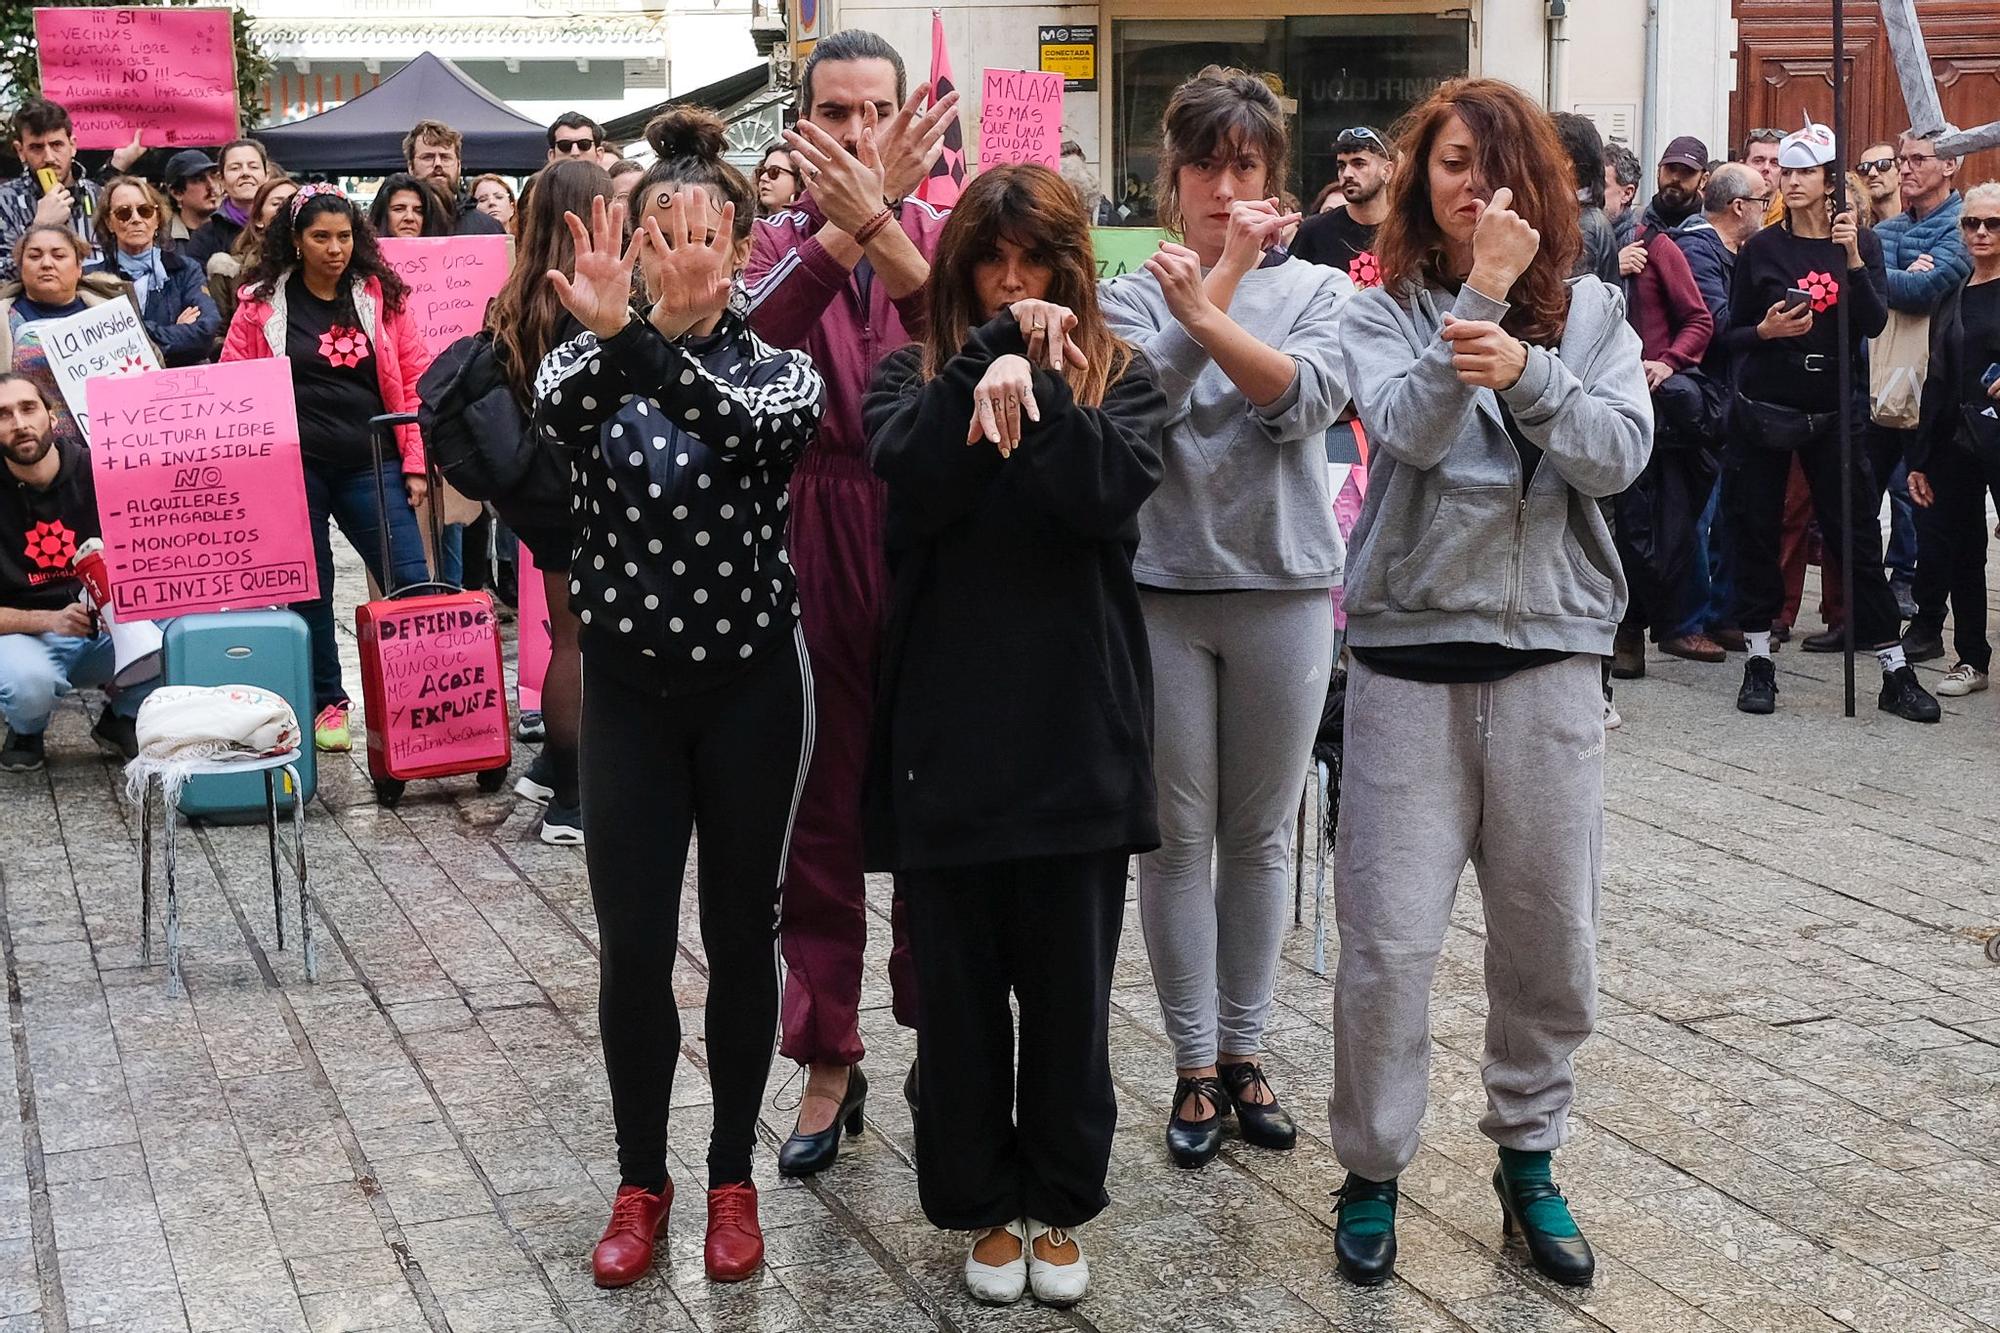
[417,331,570,535]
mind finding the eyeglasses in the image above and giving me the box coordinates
[1854,157,1895,176]
[1896,153,1939,168]
[757,164,798,181]
[111,203,157,222]
[1743,194,1773,208]
[1961,216,2000,235]
[552,138,600,156]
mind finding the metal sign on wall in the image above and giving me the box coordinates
[1039,25,1097,92]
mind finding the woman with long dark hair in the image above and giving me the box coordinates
[478,159,614,844]
[1332,78,1652,1289]
[220,184,433,751]
[1722,122,1936,721]
[369,172,452,239]
[534,107,823,1289]
[864,163,1164,1307]
[1097,66,1353,1171]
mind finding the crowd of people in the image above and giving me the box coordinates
[1,28,1996,1313]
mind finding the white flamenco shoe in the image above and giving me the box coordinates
[1025,1219,1090,1306]
[964,1218,1028,1304]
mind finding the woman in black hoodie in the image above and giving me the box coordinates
[862,163,1166,1309]
[533,108,823,1290]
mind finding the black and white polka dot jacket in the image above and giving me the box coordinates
[533,311,824,681]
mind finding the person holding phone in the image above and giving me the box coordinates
[1719,121,1937,722]
[1905,181,2000,696]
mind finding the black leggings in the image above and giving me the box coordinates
[581,628,813,1189]
[1725,409,1901,647]
[1912,429,2000,672]
[903,851,1128,1231]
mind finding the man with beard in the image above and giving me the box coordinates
[1618,136,1707,283]
[1854,141,1900,226]
[0,373,154,770]
[1290,126,1392,288]
[1605,143,1641,249]
[399,120,505,236]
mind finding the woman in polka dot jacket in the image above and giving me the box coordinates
[530,109,825,1292]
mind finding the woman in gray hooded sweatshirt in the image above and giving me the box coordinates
[1099,67,1354,1171]
[1328,78,1651,1291]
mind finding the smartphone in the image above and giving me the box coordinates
[1983,363,2000,390]
[1784,287,1813,313]
[34,166,60,195]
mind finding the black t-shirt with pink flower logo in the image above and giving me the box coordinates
[285,274,388,468]
[1729,223,1887,411]
[0,438,99,612]
[1290,206,1381,289]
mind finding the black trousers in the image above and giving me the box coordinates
[1912,429,2000,672]
[581,627,813,1189]
[1725,409,1902,648]
[903,851,1128,1231]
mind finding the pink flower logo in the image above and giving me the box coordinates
[319,325,370,368]
[1800,270,1839,313]
[1348,250,1381,289]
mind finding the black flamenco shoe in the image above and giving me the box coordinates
[1165,1075,1226,1169]
[1492,1164,1596,1286]
[1216,1061,1296,1150]
[777,1066,868,1177]
[1332,1173,1398,1286]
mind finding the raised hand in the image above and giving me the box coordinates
[784,120,887,236]
[1217,198,1301,277]
[1009,298,1086,373]
[1468,186,1541,296]
[967,353,1038,456]
[548,195,642,340]
[639,188,738,340]
[1144,241,1214,330]
[875,82,962,202]
[1831,210,1861,266]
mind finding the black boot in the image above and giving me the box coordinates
[1492,1152,1594,1287]
[777,1066,867,1177]
[1164,1075,1225,1169]
[1333,1173,1398,1286]
[1878,665,1941,723]
[1736,656,1777,714]
[1216,1061,1295,1150]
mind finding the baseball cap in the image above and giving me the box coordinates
[1659,135,1709,171]
[164,149,219,186]
[1778,120,1836,169]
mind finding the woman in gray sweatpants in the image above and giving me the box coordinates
[1329,79,1651,1291]
[1099,67,1354,1171]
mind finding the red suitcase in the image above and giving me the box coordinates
[354,412,511,807]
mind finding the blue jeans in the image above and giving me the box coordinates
[298,458,429,712]
[0,630,155,734]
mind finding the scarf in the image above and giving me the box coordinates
[219,198,250,228]
[115,245,168,308]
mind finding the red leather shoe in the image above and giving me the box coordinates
[704,1182,764,1282]
[593,1182,671,1288]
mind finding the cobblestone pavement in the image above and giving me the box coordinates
[3,565,1999,1333]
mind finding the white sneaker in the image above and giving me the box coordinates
[963,1219,1027,1304]
[1603,698,1623,730]
[1936,662,1989,697]
[1024,1219,1089,1306]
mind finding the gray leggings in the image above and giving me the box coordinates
[1137,588,1332,1069]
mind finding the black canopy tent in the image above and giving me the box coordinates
[257,52,549,174]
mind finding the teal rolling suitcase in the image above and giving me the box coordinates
[162,610,316,823]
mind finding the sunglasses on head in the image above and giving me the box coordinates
[1336,126,1386,151]
[552,138,600,155]
[111,203,157,222]
[1961,216,2000,235]
[1854,157,1895,175]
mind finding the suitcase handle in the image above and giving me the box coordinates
[366,412,457,600]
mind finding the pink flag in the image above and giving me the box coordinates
[915,10,965,208]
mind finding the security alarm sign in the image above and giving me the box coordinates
[1038,25,1097,91]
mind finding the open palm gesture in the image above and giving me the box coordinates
[636,188,738,340]
[548,195,640,340]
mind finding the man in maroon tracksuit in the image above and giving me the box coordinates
[744,28,957,1172]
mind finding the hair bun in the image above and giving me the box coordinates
[645,106,727,162]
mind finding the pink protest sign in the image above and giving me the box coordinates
[361,599,510,772]
[88,358,318,621]
[515,544,550,713]
[34,8,239,149]
[979,68,1063,169]
[378,236,512,358]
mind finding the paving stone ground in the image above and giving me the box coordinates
[3,549,1999,1333]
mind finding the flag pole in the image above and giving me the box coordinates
[1834,0,1856,717]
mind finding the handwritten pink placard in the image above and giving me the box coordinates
[367,599,510,771]
[979,68,1063,170]
[378,236,512,358]
[34,7,239,149]
[88,358,318,621]
[515,543,549,713]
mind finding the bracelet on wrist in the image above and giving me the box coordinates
[854,206,895,247]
